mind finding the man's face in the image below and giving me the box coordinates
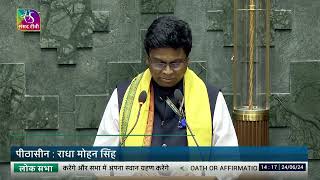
[147,48,188,87]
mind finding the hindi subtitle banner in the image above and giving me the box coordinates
[11,161,308,178]
[11,146,308,162]
[10,146,308,178]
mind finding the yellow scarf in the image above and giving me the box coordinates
[119,68,212,146]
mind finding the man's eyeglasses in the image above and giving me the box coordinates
[149,59,187,71]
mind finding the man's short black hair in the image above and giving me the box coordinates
[144,16,192,57]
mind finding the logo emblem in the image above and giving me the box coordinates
[17,9,41,32]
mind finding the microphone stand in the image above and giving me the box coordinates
[120,90,147,146]
[178,114,206,176]
[177,96,206,176]
[120,103,143,147]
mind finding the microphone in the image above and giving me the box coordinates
[174,89,184,113]
[120,90,147,146]
[174,89,183,101]
[138,90,148,104]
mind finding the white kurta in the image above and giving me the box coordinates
[94,89,238,147]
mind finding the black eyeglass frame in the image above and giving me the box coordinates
[148,57,188,71]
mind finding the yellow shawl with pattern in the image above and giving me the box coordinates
[119,68,212,146]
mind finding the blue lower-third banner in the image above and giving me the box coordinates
[11,146,307,162]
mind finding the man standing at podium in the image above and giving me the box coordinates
[94,16,238,147]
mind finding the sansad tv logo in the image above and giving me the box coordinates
[17,9,41,32]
